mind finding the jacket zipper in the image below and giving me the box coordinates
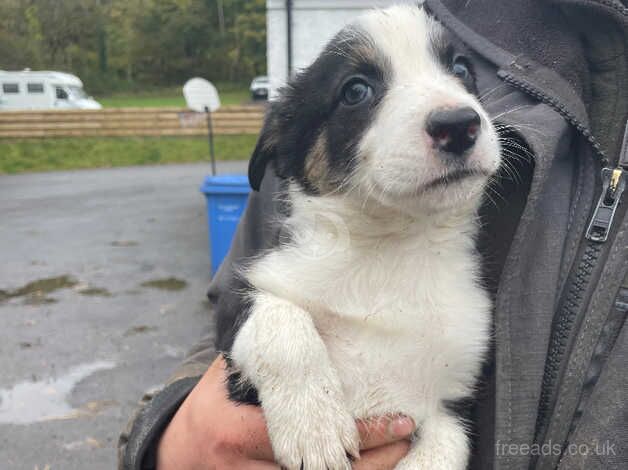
[537,123,627,451]
[586,124,628,242]
[498,73,627,455]
[560,285,628,466]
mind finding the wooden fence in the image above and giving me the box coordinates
[0,105,265,139]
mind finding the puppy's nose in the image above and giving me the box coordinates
[426,107,481,155]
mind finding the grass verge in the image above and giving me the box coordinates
[0,135,257,174]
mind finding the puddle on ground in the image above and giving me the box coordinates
[111,240,139,247]
[19,339,42,349]
[1,277,115,304]
[22,294,58,306]
[0,275,78,305]
[124,289,142,296]
[0,360,116,425]
[140,277,187,291]
[123,325,159,337]
[77,287,112,297]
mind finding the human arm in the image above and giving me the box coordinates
[156,355,414,470]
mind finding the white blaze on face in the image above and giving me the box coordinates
[354,6,501,211]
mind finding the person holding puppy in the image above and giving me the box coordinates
[119,0,628,469]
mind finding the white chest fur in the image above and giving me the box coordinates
[242,192,491,421]
[231,191,492,470]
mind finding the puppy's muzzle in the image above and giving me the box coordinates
[426,107,481,156]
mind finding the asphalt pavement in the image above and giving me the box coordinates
[0,161,248,470]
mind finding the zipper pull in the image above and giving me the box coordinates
[586,122,628,243]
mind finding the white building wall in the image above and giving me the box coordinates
[267,0,415,97]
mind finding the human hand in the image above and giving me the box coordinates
[354,415,413,470]
[157,355,413,469]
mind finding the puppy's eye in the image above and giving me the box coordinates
[452,58,471,81]
[341,78,373,106]
[451,56,475,89]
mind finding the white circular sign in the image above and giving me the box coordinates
[183,78,221,112]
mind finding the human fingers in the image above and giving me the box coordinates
[357,415,415,451]
[201,355,276,462]
[353,441,412,470]
[240,460,282,470]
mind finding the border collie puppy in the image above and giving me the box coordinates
[228,4,500,470]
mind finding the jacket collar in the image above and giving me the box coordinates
[424,0,619,163]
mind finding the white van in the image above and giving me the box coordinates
[0,70,102,110]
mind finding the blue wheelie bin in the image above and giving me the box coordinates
[200,175,251,275]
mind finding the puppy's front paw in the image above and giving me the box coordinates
[265,393,359,470]
[394,451,467,470]
[394,414,469,470]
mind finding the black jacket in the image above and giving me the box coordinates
[119,1,628,469]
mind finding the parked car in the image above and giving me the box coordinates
[250,76,270,100]
[0,70,102,110]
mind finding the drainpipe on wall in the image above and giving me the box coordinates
[286,0,294,79]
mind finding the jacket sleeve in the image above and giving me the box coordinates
[118,171,285,470]
[117,337,216,470]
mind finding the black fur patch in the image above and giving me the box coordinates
[224,353,261,406]
[248,27,390,193]
[433,29,478,94]
[212,272,261,406]
[212,275,255,353]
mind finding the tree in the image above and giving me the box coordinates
[0,0,267,94]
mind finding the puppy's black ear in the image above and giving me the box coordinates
[248,108,279,191]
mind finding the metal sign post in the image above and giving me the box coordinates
[205,105,217,176]
[183,78,221,175]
